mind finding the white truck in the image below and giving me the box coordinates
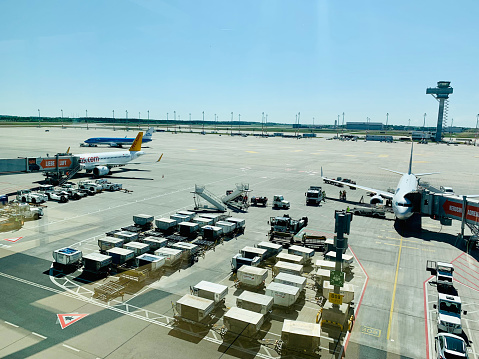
[426,260,455,292]
[433,293,466,335]
[273,195,290,209]
[305,186,323,206]
[38,185,69,203]
[16,203,43,220]
[16,189,48,204]
[78,180,103,194]
[94,179,122,191]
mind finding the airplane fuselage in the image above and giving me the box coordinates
[84,137,152,147]
[392,174,418,220]
[78,151,144,170]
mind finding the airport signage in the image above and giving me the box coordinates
[330,270,345,287]
[57,313,89,329]
[39,158,72,169]
[329,292,343,305]
[442,199,479,224]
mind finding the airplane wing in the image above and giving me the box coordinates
[322,177,394,199]
[415,172,440,176]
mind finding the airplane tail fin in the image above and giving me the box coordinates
[408,141,413,175]
[144,128,154,139]
[129,132,143,152]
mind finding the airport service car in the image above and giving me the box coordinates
[435,333,469,359]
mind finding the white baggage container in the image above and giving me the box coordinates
[241,246,267,260]
[237,291,273,315]
[192,280,228,304]
[265,282,300,307]
[178,222,199,237]
[107,247,135,265]
[224,307,264,337]
[176,210,195,221]
[324,251,354,270]
[216,221,236,235]
[98,237,124,252]
[124,241,150,257]
[288,245,315,262]
[136,254,165,271]
[133,214,154,226]
[140,236,168,251]
[176,294,214,323]
[311,268,330,287]
[322,280,355,304]
[226,217,245,231]
[154,247,182,266]
[52,247,82,266]
[170,214,190,223]
[276,252,304,265]
[199,213,223,224]
[274,272,307,291]
[193,217,213,227]
[113,231,139,243]
[314,259,336,271]
[155,218,177,232]
[237,266,268,287]
[171,242,199,256]
[256,241,282,259]
[202,225,223,240]
[273,261,303,276]
[281,320,321,352]
[82,252,112,272]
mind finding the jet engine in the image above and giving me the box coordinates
[370,194,384,205]
[93,166,110,177]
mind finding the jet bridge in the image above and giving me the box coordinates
[0,154,81,185]
[421,189,479,248]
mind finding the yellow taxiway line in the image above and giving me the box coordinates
[387,235,403,340]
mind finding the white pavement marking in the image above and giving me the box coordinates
[62,344,80,352]
[0,272,276,359]
[5,321,19,328]
[31,332,47,339]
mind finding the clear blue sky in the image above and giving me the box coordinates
[1,0,478,127]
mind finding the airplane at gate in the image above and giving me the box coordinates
[322,143,437,220]
[82,128,154,147]
[75,132,145,177]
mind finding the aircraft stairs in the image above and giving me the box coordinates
[221,183,250,211]
[59,164,82,186]
[193,185,227,212]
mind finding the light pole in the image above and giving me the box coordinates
[202,111,205,133]
[85,110,88,130]
[38,109,40,127]
[337,115,340,138]
[262,112,264,136]
[422,113,427,141]
[386,112,389,133]
[214,113,217,132]
[450,118,454,141]
[231,112,233,135]
[112,110,114,119]
[238,114,241,134]
[61,109,64,128]
[189,113,192,132]
[341,112,345,136]
[147,110,149,128]
[174,111,176,133]
[126,110,128,131]
[265,114,268,135]
[166,112,168,132]
[475,114,479,146]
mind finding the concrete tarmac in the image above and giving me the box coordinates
[0,126,478,358]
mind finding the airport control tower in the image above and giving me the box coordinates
[426,81,453,142]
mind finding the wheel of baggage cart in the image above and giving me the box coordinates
[31,198,37,204]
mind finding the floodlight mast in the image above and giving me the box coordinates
[426,81,453,142]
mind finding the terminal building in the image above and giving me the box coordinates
[346,122,384,131]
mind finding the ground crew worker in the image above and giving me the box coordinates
[343,190,347,201]
[322,190,326,202]
[339,190,343,200]
[346,206,350,212]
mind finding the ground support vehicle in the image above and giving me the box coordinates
[433,293,466,335]
[305,186,323,206]
[16,189,48,204]
[251,196,268,207]
[272,195,290,209]
[435,333,470,359]
[38,185,69,203]
[427,260,455,293]
[268,215,308,244]
[15,203,43,220]
[60,184,87,200]
[94,179,122,191]
[78,180,103,194]
[351,206,386,219]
